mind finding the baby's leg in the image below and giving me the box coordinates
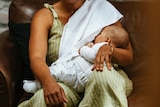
[49,61,86,93]
[49,62,77,86]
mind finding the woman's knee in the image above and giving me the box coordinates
[87,71,108,87]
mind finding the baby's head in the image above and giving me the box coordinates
[94,25,129,48]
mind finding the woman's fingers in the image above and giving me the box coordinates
[45,92,65,107]
[105,52,112,70]
[93,44,112,71]
[95,53,101,71]
[56,88,68,104]
[44,83,67,107]
[45,92,56,106]
[45,95,50,105]
[61,88,68,103]
[53,93,60,105]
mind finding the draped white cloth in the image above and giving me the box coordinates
[56,0,123,63]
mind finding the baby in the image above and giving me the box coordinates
[23,25,129,93]
[79,25,129,63]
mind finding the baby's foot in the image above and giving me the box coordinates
[23,80,39,93]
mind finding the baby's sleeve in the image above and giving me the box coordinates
[79,42,107,63]
[79,46,96,63]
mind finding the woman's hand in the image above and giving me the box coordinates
[43,77,68,107]
[92,44,112,71]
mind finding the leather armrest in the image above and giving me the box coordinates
[0,30,23,107]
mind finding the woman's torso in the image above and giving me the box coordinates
[44,4,64,65]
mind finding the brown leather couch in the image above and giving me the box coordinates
[0,0,156,107]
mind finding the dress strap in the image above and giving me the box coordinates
[44,3,58,19]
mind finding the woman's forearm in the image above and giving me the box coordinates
[110,22,133,66]
[112,43,133,66]
[30,57,56,86]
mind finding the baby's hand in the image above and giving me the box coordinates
[85,42,94,47]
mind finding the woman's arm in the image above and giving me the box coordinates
[29,8,67,106]
[112,43,133,65]
[92,21,133,71]
[109,21,133,65]
[29,8,52,89]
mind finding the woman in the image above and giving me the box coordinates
[18,0,133,107]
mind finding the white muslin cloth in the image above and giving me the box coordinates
[56,0,123,64]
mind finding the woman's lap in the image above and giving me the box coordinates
[79,66,133,107]
[18,67,132,107]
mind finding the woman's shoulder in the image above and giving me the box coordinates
[33,7,52,19]
[32,7,53,27]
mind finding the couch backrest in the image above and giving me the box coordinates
[9,0,59,23]
[111,1,151,76]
